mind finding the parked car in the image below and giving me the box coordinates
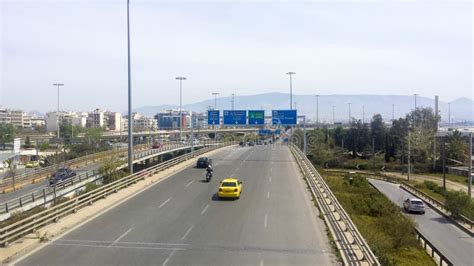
[196,157,213,168]
[247,141,255,146]
[49,167,77,186]
[239,141,245,146]
[152,142,162,149]
[403,198,425,214]
[26,161,39,168]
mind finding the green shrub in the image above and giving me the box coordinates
[445,191,473,219]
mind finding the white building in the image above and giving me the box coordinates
[123,113,157,131]
[105,111,122,132]
[0,108,11,124]
[87,109,106,128]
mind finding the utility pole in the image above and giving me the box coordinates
[392,103,395,121]
[286,72,295,110]
[126,0,133,174]
[448,102,451,128]
[469,133,472,197]
[442,138,446,190]
[303,116,307,154]
[408,130,411,181]
[212,92,219,110]
[347,102,352,124]
[176,77,186,142]
[372,137,375,173]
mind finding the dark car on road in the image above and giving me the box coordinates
[196,157,213,168]
[247,141,255,146]
[49,167,77,186]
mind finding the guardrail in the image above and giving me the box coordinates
[416,223,453,265]
[400,182,474,232]
[0,143,214,216]
[0,141,234,247]
[289,144,380,266]
[0,144,151,192]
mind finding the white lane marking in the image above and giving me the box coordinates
[270,167,273,172]
[264,214,268,228]
[260,259,264,266]
[181,225,194,240]
[159,198,171,209]
[267,192,270,199]
[162,249,178,266]
[57,239,188,246]
[269,176,272,183]
[52,242,185,251]
[109,227,133,247]
[185,180,194,187]
[201,204,210,215]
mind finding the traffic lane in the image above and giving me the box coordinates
[369,179,473,266]
[172,144,335,265]
[14,146,252,266]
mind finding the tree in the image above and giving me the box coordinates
[0,123,16,149]
[370,114,386,152]
[446,131,469,163]
[346,120,370,158]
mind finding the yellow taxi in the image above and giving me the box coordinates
[26,161,39,168]
[218,178,243,199]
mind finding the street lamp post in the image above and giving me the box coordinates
[212,92,219,110]
[315,95,319,126]
[448,102,451,128]
[52,83,64,139]
[176,77,186,142]
[362,105,365,124]
[286,72,295,110]
[392,104,395,121]
[332,105,335,124]
[231,93,235,110]
[414,93,418,110]
[347,102,352,124]
[126,0,133,174]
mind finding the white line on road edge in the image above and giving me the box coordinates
[201,204,210,215]
[162,249,178,266]
[181,225,194,240]
[109,227,133,247]
[185,180,194,187]
[267,192,270,199]
[159,198,171,209]
[264,214,268,228]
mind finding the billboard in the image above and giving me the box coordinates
[223,110,247,125]
[272,110,297,125]
[207,110,220,125]
[248,110,265,125]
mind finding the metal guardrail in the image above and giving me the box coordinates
[400,182,474,231]
[0,142,234,247]
[415,223,453,265]
[0,143,214,215]
[289,144,380,266]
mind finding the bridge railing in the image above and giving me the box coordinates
[0,143,217,216]
[0,141,234,247]
[289,144,380,266]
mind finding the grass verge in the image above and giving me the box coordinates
[323,172,435,266]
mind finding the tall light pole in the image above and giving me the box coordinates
[176,77,186,141]
[414,93,418,110]
[315,95,319,126]
[469,133,472,197]
[332,105,335,124]
[52,83,64,139]
[231,93,235,110]
[392,104,395,121]
[286,72,295,110]
[347,102,352,124]
[448,102,451,128]
[126,0,133,174]
[362,105,365,124]
[211,92,219,110]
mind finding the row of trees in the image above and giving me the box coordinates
[295,107,469,173]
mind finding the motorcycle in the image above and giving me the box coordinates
[205,171,213,182]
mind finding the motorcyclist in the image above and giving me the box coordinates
[206,165,213,176]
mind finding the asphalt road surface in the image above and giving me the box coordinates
[369,179,473,266]
[13,144,336,266]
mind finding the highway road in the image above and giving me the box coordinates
[369,179,473,266]
[13,144,336,266]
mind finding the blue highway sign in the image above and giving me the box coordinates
[223,110,247,125]
[207,110,220,125]
[272,110,297,125]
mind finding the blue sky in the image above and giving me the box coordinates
[0,0,472,113]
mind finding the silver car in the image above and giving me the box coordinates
[403,198,425,214]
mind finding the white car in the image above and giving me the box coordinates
[403,198,425,214]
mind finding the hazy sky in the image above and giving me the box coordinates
[1,0,472,113]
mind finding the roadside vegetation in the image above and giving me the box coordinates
[414,181,474,220]
[323,172,435,266]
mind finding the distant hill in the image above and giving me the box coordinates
[134,93,474,123]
